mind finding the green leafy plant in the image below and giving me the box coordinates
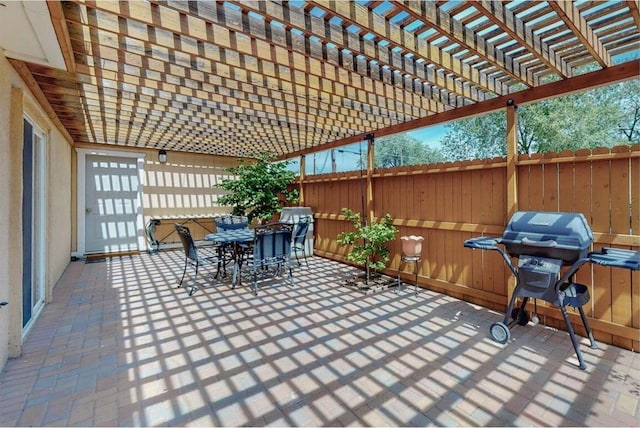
[336,208,397,283]
[218,152,299,223]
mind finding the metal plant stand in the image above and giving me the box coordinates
[397,253,421,295]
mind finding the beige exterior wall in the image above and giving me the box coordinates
[0,51,238,371]
[0,51,73,371]
[72,145,241,251]
[141,149,239,219]
[0,51,13,370]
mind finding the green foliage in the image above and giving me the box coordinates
[440,79,640,161]
[440,113,507,161]
[336,208,397,274]
[218,152,299,223]
[375,134,444,167]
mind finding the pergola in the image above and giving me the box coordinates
[8,0,640,160]
[1,3,640,424]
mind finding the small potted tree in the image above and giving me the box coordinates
[336,208,397,291]
[218,152,299,224]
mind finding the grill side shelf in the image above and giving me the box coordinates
[463,236,502,250]
[590,248,640,270]
[464,236,518,276]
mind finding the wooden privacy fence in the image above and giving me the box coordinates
[301,144,639,352]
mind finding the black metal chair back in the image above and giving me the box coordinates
[254,223,293,264]
[214,215,249,231]
[232,222,294,295]
[175,224,198,262]
[292,218,310,267]
[174,224,220,295]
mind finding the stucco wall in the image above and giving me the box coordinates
[0,51,72,371]
[142,149,239,218]
[71,145,242,252]
[0,52,13,370]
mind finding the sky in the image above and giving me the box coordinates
[406,124,449,149]
[291,122,452,174]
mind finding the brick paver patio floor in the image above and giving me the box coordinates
[0,251,638,426]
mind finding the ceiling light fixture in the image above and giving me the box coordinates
[158,149,167,163]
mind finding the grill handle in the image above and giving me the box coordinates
[521,237,557,247]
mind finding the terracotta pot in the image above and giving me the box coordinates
[401,235,424,256]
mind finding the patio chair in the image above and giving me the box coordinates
[214,215,249,231]
[174,224,222,296]
[232,222,294,295]
[292,217,311,267]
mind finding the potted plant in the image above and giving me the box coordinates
[336,208,397,288]
[218,152,299,224]
[401,235,424,257]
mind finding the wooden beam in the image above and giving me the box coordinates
[280,60,640,160]
[547,1,613,68]
[231,1,467,106]
[46,0,76,73]
[83,1,444,123]
[305,0,504,98]
[627,0,640,31]
[9,60,74,144]
[396,0,535,88]
[473,0,570,79]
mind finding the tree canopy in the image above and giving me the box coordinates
[439,79,639,161]
[374,134,444,168]
[218,152,299,223]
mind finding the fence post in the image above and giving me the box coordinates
[506,100,519,308]
[506,100,519,220]
[299,154,305,206]
[365,134,375,224]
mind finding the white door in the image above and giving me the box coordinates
[85,154,140,254]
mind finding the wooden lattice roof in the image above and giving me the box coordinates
[15,1,640,158]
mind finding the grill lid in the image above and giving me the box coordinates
[502,211,593,251]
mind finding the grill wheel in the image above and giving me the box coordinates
[489,322,510,344]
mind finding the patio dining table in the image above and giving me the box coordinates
[204,229,254,281]
[205,229,254,246]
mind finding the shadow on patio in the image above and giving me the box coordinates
[0,252,638,426]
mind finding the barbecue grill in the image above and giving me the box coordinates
[464,211,640,370]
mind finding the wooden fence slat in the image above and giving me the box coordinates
[558,161,575,212]
[528,164,544,212]
[592,242,613,343]
[461,168,473,224]
[592,157,611,233]
[632,156,639,235]
[445,230,455,284]
[518,164,530,211]
[435,171,446,221]
[415,174,429,221]
[611,244,633,349]
[610,158,630,234]
[633,265,639,351]
[492,168,506,225]
[471,170,483,225]
[573,156,592,222]
[406,175,415,220]
[444,171,454,221]
[544,162,558,211]
[308,147,639,352]
[427,173,437,221]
